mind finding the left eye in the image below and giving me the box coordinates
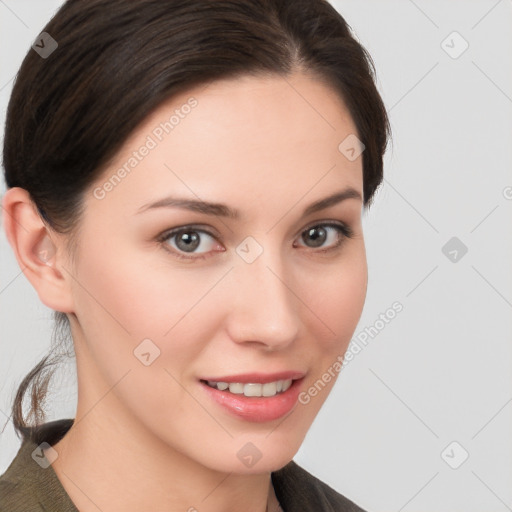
[158,222,353,261]
[295,222,353,251]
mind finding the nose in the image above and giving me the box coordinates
[225,243,300,351]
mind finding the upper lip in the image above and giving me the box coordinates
[200,371,306,384]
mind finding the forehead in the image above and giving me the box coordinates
[88,71,363,218]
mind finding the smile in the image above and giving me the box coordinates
[202,379,293,397]
[198,374,305,423]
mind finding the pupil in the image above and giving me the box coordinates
[306,227,326,247]
[177,231,199,252]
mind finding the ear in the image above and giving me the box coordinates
[2,187,75,313]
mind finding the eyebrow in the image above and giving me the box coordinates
[136,187,362,220]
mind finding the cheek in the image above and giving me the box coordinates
[70,239,222,380]
[69,243,210,417]
[300,246,368,352]
[73,239,203,337]
[292,252,367,415]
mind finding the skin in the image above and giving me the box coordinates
[3,70,367,512]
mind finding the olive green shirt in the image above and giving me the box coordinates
[0,419,367,511]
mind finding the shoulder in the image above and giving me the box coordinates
[0,440,41,511]
[0,419,76,512]
[272,460,368,512]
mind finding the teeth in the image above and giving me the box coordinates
[244,383,262,397]
[262,382,277,397]
[282,379,292,392]
[228,382,244,394]
[205,379,293,397]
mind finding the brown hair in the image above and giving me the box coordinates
[2,0,390,441]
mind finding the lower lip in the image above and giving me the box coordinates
[199,379,304,423]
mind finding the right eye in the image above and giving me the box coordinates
[157,226,224,261]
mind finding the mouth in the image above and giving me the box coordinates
[200,378,294,398]
[198,372,306,423]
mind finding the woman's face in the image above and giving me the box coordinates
[64,70,367,473]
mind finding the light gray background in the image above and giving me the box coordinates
[1,1,511,511]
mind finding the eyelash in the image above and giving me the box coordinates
[156,221,354,261]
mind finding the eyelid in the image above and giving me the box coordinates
[299,219,353,238]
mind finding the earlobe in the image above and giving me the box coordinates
[2,187,75,313]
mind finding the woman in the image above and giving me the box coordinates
[0,0,390,510]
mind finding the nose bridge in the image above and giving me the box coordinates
[228,238,299,346]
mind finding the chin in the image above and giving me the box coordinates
[208,426,308,475]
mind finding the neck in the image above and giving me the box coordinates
[47,402,278,512]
